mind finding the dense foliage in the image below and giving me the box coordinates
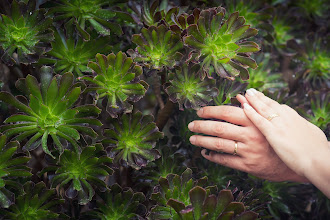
[0,0,328,219]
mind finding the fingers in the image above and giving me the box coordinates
[196,105,251,126]
[188,120,247,142]
[243,103,273,136]
[201,149,245,171]
[236,94,248,107]
[190,135,244,155]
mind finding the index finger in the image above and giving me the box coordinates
[197,105,251,126]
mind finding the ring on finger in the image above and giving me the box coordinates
[233,141,238,156]
[267,113,279,121]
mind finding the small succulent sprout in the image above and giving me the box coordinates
[39,29,112,76]
[82,52,148,118]
[297,91,329,131]
[42,144,113,205]
[0,67,102,158]
[44,0,131,38]
[128,24,184,70]
[184,7,260,80]
[81,184,146,219]
[129,0,179,27]
[0,134,31,208]
[0,181,65,219]
[103,111,163,170]
[271,16,293,47]
[214,77,248,105]
[0,0,53,65]
[165,63,218,110]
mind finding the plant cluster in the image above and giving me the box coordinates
[0,0,328,219]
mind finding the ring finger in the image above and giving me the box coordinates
[245,89,278,119]
[190,135,244,156]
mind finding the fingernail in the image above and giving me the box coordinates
[188,122,194,130]
[250,88,258,94]
[197,108,203,116]
[246,89,255,96]
[243,103,252,109]
[189,135,196,144]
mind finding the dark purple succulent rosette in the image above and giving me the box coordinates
[103,112,163,170]
[169,8,201,35]
[0,0,53,65]
[184,7,260,80]
[127,24,184,71]
[164,63,218,110]
[82,52,148,118]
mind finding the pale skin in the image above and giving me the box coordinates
[188,88,330,198]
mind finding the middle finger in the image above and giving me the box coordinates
[188,120,247,142]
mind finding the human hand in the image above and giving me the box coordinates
[237,88,330,197]
[187,105,308,182]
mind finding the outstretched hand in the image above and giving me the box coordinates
[237,88,330,198]
[187,104,308,182]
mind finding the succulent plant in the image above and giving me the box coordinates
[271,16,293,47]
[0,181,65,219]
[297,90,329,131]
[44,0,132,37]
[0,134,31,208]
[295,0,329,18]
[39,29,112,76]
[0,67,102,158]
[81,184,146,219]
[214,77,248,105]
[128,24,184,70]
[103,111,163,170]
[41,144,113,205]
[184,7,260,80]
[245,53,286,91]
[170,8,200,34]
[82,52,148,118]
[0,0,53,65]
[165,63,218,110]
[149,168,258,219]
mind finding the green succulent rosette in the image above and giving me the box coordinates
[214,77,248,105]
[81,184,146,219]
[128,24,184,71]
[0,181,65,219]
[40,144,113,205]
[82,52,148,118]
[0,0,53,65]
[0,134,31,208]
[165,63,218,110]
[271,15,293,47]
[184,7,260,80]
[103,111,163,170]
[0,67,102,158]
[39,29,112,76]
[43,0,133,38]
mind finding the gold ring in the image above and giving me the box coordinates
[233,141,238,156]
[267,114,279,121]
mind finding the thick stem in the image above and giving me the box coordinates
[156,99,175,131]
[153,74,165,109]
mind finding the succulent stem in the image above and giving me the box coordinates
[156,99,175,131]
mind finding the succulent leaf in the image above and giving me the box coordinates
[0,67,102,158]
[184,7,260,80]
[42,144,113,205]
[128,25,184,70]
[81,184,146,219]
[0,134,31,208]
[165,63,218,110]
[83,52,148,118]
[0,0,53,65]
[214,77,248,105]
[0,181,65,219]
[39,29,112,76]
[103,112,163,169]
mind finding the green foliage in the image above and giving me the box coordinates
[39,29,112,76]
[0,67,102,158]
[0,134,31,208]
[43,144,113,205]
[214,77,248,105]
[0,0,53,64]
[295,0,329,18]
[128,24,184,70]
[0,181,64,219]
[103,112,163,169]
[82,52,148,118]
[165,63,218,110]
[81,184,146,219]
[271,16,293,46]
[184,7,260,80]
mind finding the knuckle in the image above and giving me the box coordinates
[193,122,201,131]
[214,123,225,136]
[215,138,224,151]
[220,107,232,118]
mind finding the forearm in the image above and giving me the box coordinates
[304,143,330,198]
